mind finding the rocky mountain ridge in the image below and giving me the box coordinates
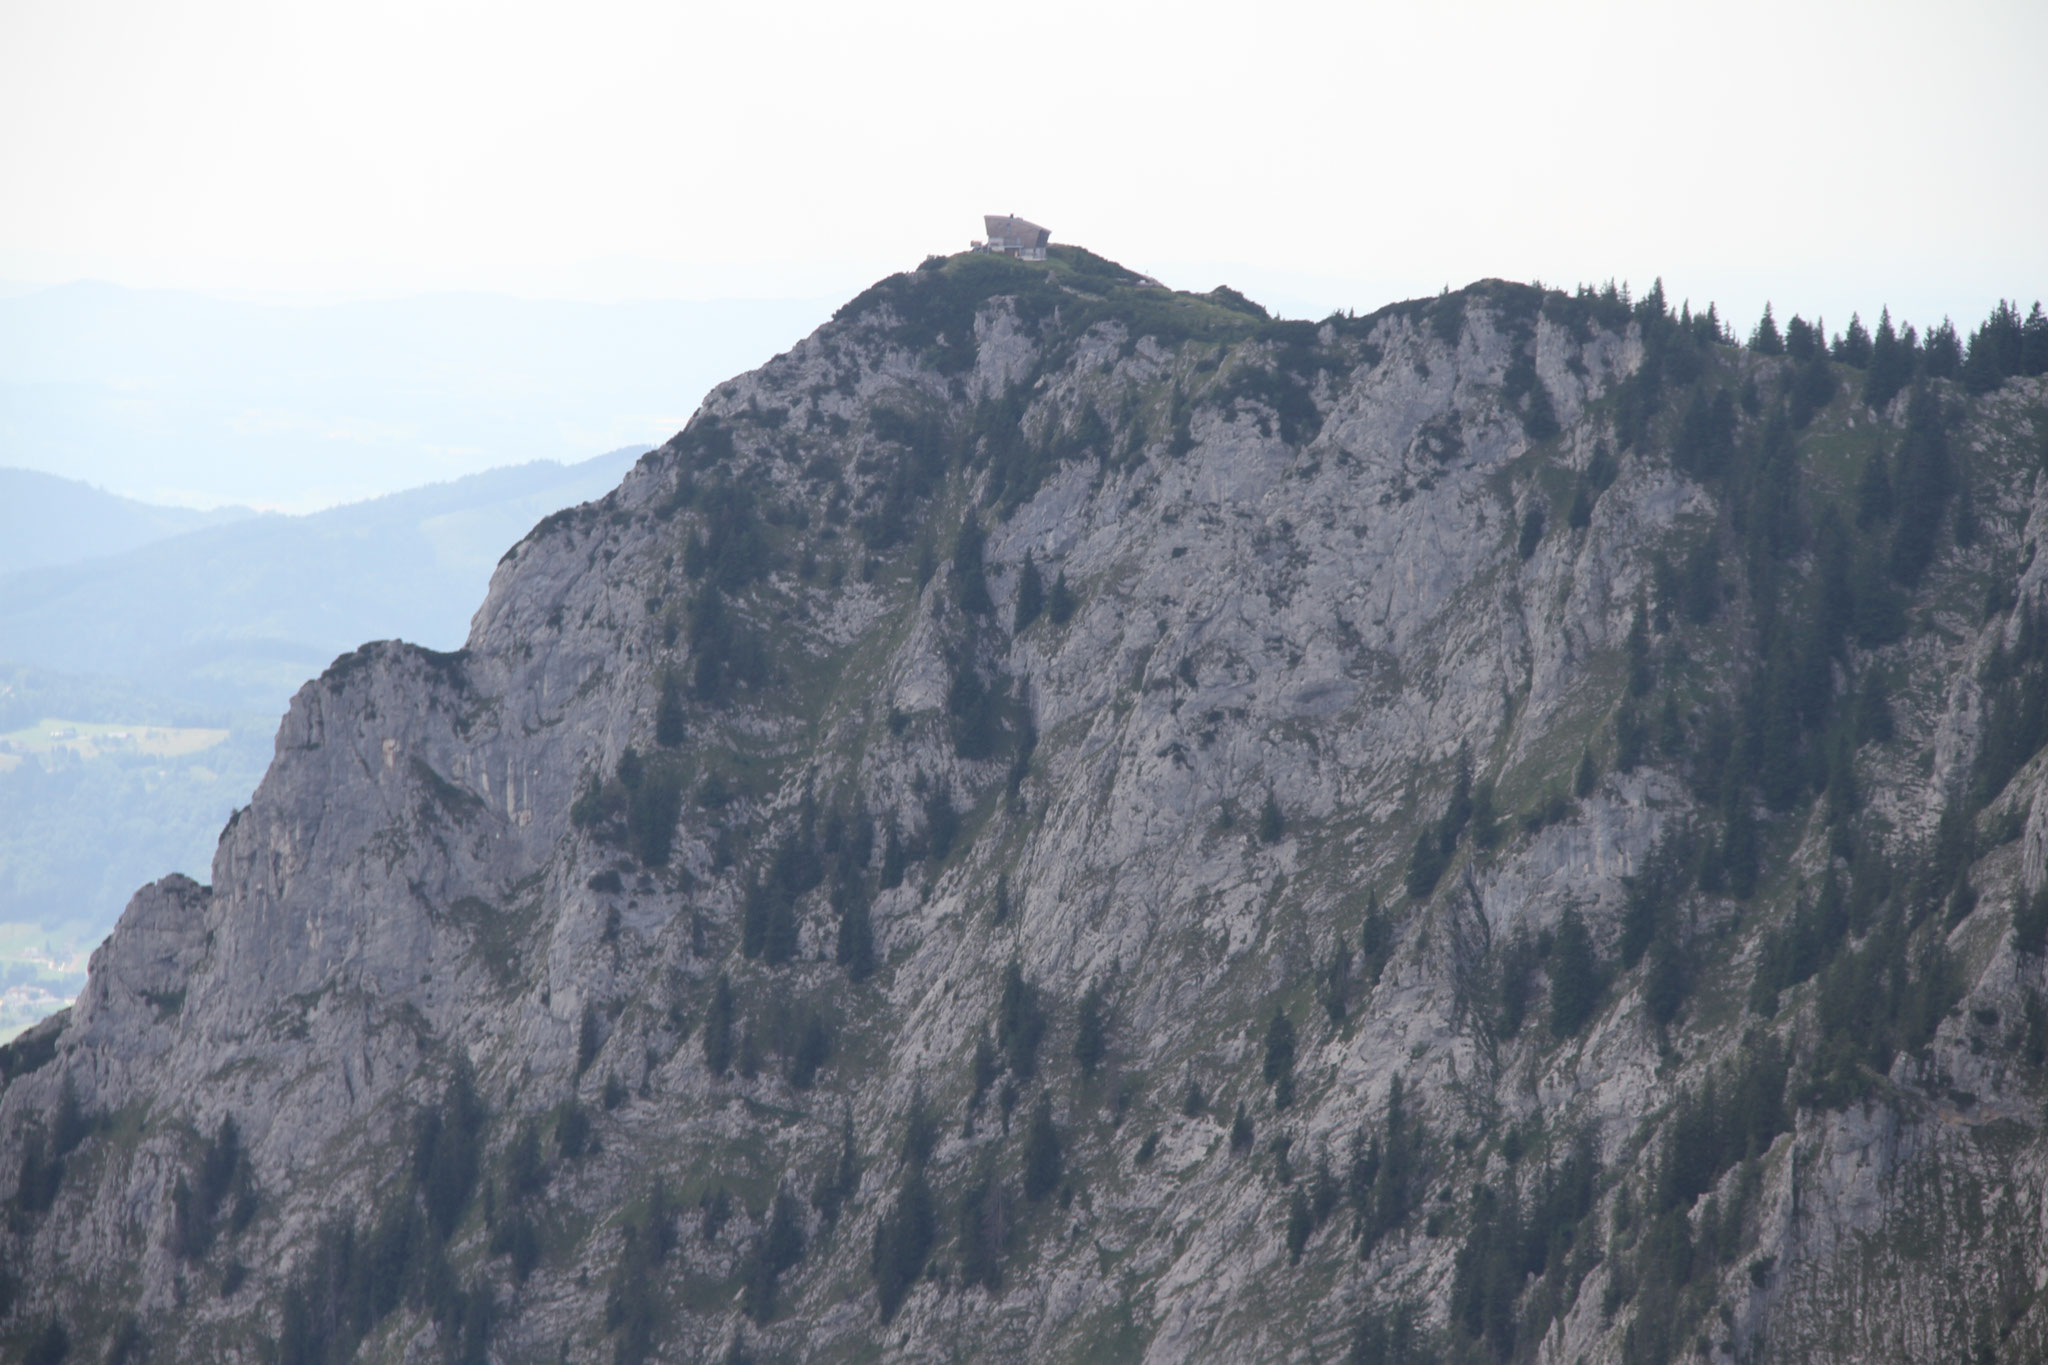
[4,246,2047,1365]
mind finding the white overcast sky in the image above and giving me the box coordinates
[3,0,2045,336]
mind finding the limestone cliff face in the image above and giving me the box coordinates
[5,250,2047,1365]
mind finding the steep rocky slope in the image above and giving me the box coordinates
[5,248,2047,1365]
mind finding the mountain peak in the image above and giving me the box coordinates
[6,265,2048,1364]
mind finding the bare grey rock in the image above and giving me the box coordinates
[4,263,2046,1365]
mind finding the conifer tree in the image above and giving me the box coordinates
[1922,318,1963,378]
[1548,909,1599,1037]
[952,516,992,615]
[1644,931,1685,1027]
[1046,570,1078,625]
[702,974,735,1075]
[1863,307,1911,411]
[1856,673,1896,744]
[1657,692,1686,757]
[923,782,959,861]
[946,657,1006,761]
[1567,482,1593,530]
[1436,746,1474,854]
[1834,313,1872,368]
[956,1168,1011,1292]
[1681,540,1720,623]
[1405,828,1446,901]
[967,1031,1000,1111]
[787,1015,830,1091]
[556,1100,592,1159]
[1586,439,1619,491]
[741,1189,806,1323]
[1755,678,1805,814]
[1358,1074,1421,1250]
[51,1076,90,1163]
[1749,303,1783,355]
[1258,788,1286,844]
[1286,1187,1313,1263]
[1021,1096,1063,1201]
[418,1072,484,1243]
[1073,982,1107,1078]
[1470,779,1499,849]
[879,825,905,890]
[1964,300,2025,393]
[737,1022,760,1079]
[1790,348,1839,427]
[1626,606,1653,696]
[1360,894,1394,984]
[2013,884,2048,957]
[2023,302,2048,376]
[871,1171,935,1323]
[835,880,875,982]
[1887,386,1954,586]
[506,1123,546,1201]
[825,1112,861,1219]
[1855,448,1894,527]
[1518,503,1547,560]
[1673,387,1736,478]
[1012,551,1044,632]
[1263,1006,1297,1108]
[655,672,686,748]
[1615,704,1647,774]
[1784,314,1820,360]
[22,1321,68,1365]
[1722,801,1760,899]
[1322,938,1354,1024]
[996,962,1046,1080]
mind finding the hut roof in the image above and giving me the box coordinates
[983,215,1050,249]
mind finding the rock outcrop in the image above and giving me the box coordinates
[5,249,2047,1365]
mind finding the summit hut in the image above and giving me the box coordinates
[974,215,1050,261]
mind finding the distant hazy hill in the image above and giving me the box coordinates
[0,468,256,574]
[0,445,647,713]
[0,281,830,509]
[0,446,648,955]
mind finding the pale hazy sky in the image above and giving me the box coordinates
[3,0,2045,336]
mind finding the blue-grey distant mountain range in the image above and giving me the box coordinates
[0,448,647,953]
[0,281,831,509]
[0,468,257,574]
[0,448,645,711]
[0,278,824,999]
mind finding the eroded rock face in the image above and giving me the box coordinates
[4,254,2047,1365]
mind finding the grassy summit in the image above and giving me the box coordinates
[836,244,1278,370]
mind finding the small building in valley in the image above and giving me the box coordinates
[973,214,1050,261]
